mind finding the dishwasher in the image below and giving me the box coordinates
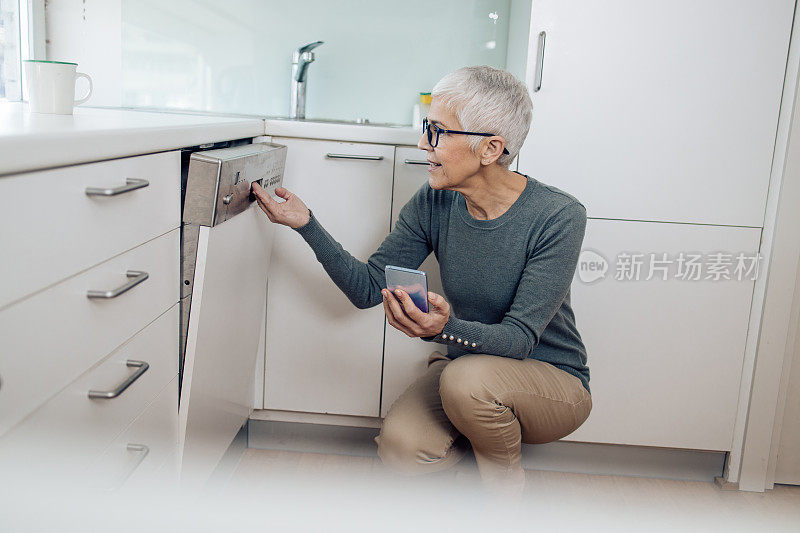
[178,140,286,489]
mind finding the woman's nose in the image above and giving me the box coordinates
[417,133,433,151]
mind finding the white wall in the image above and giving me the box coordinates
[505,0,531,82]
[43,1,534,123]
[45,0,122,107]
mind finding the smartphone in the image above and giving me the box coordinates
[385,265,429,313]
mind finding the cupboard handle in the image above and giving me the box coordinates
[325,153,384,161]
[102,443,150,492]
[87,270,149,299]
[118,444,150,487]
[85,178,149,196]
[533,31,546,92]
[88,360,149,399]
[404,159,430,166]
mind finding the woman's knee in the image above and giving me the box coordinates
[438,355,496,408]
[374,421,460,475]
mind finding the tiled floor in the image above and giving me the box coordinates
[217,448,800,532]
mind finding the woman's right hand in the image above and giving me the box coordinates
[251,182,311,229]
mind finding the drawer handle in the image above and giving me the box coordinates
[85,178,150,197]
[118,443,150,487]
[404,159,430,166]
[87,270,149,299]
[88,360,149,399]
[104,443,150,492]
[325,153,384,161]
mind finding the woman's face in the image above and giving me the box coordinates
[417,97,482,190]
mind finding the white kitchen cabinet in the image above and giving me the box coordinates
[566,218,761,450]
[86,375,179,492]
[380,147,446,417]
[0,151,180,309]
[0,107,276,491]
[518,0,794,226]
[263,137,394,417]
[0,229,179,435]
[0,304,179,482]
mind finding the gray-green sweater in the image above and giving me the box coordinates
[294,173,590,394]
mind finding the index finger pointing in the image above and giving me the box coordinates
[251,182,272,200]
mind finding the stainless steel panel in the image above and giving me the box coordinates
[183,143,287,228]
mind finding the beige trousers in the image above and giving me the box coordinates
[373,351,592,497]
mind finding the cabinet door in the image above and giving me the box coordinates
[264,138,394,417]
[519,0,794,226]
[380,147,445,417]
[179,206,275,490]
[565,219,761,450]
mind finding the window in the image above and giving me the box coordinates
[0,0,21,101]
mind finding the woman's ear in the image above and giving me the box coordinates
[480,136,506,165]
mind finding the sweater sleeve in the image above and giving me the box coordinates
[292,187,432,309]
[426,201,587,357]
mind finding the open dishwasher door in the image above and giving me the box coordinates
[179,142,286,490]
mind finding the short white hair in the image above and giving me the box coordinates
[431,66,532,167]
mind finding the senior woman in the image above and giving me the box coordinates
[251,66,591,500]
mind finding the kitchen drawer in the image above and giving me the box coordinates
[0,229,179,436]
[85,375,178,492]
[0,304,178,483]
[0,150,180,309]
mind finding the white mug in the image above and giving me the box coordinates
[23,60,93,115]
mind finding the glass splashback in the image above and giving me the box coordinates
[122,0,512,124]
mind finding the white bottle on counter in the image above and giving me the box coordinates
[412,92,432,130]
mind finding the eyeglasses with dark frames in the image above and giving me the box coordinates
[422,118,510,155]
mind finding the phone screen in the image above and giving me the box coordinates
[385,265,428,313]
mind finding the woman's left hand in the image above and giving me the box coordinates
[382,288,450,338]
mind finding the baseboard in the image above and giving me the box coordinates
[247,418,726,483]
[249,418,381,457]
[250,408,382,428]
[518,439,725,482]
[714,476,740,490]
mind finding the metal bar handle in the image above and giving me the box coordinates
[325,153,384,161]
[103,443,150,492]
[88,360,149,399]
[404,159,430,166]
[85,178,149,197]
[87,270,149,299]
[118,444,150,487]
[533,31,546,92]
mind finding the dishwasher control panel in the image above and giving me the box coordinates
[183,142,287,227]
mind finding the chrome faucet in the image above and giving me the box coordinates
[290,41,324,119]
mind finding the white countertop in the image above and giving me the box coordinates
[0,103,265,176]
[0,103,422,176]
